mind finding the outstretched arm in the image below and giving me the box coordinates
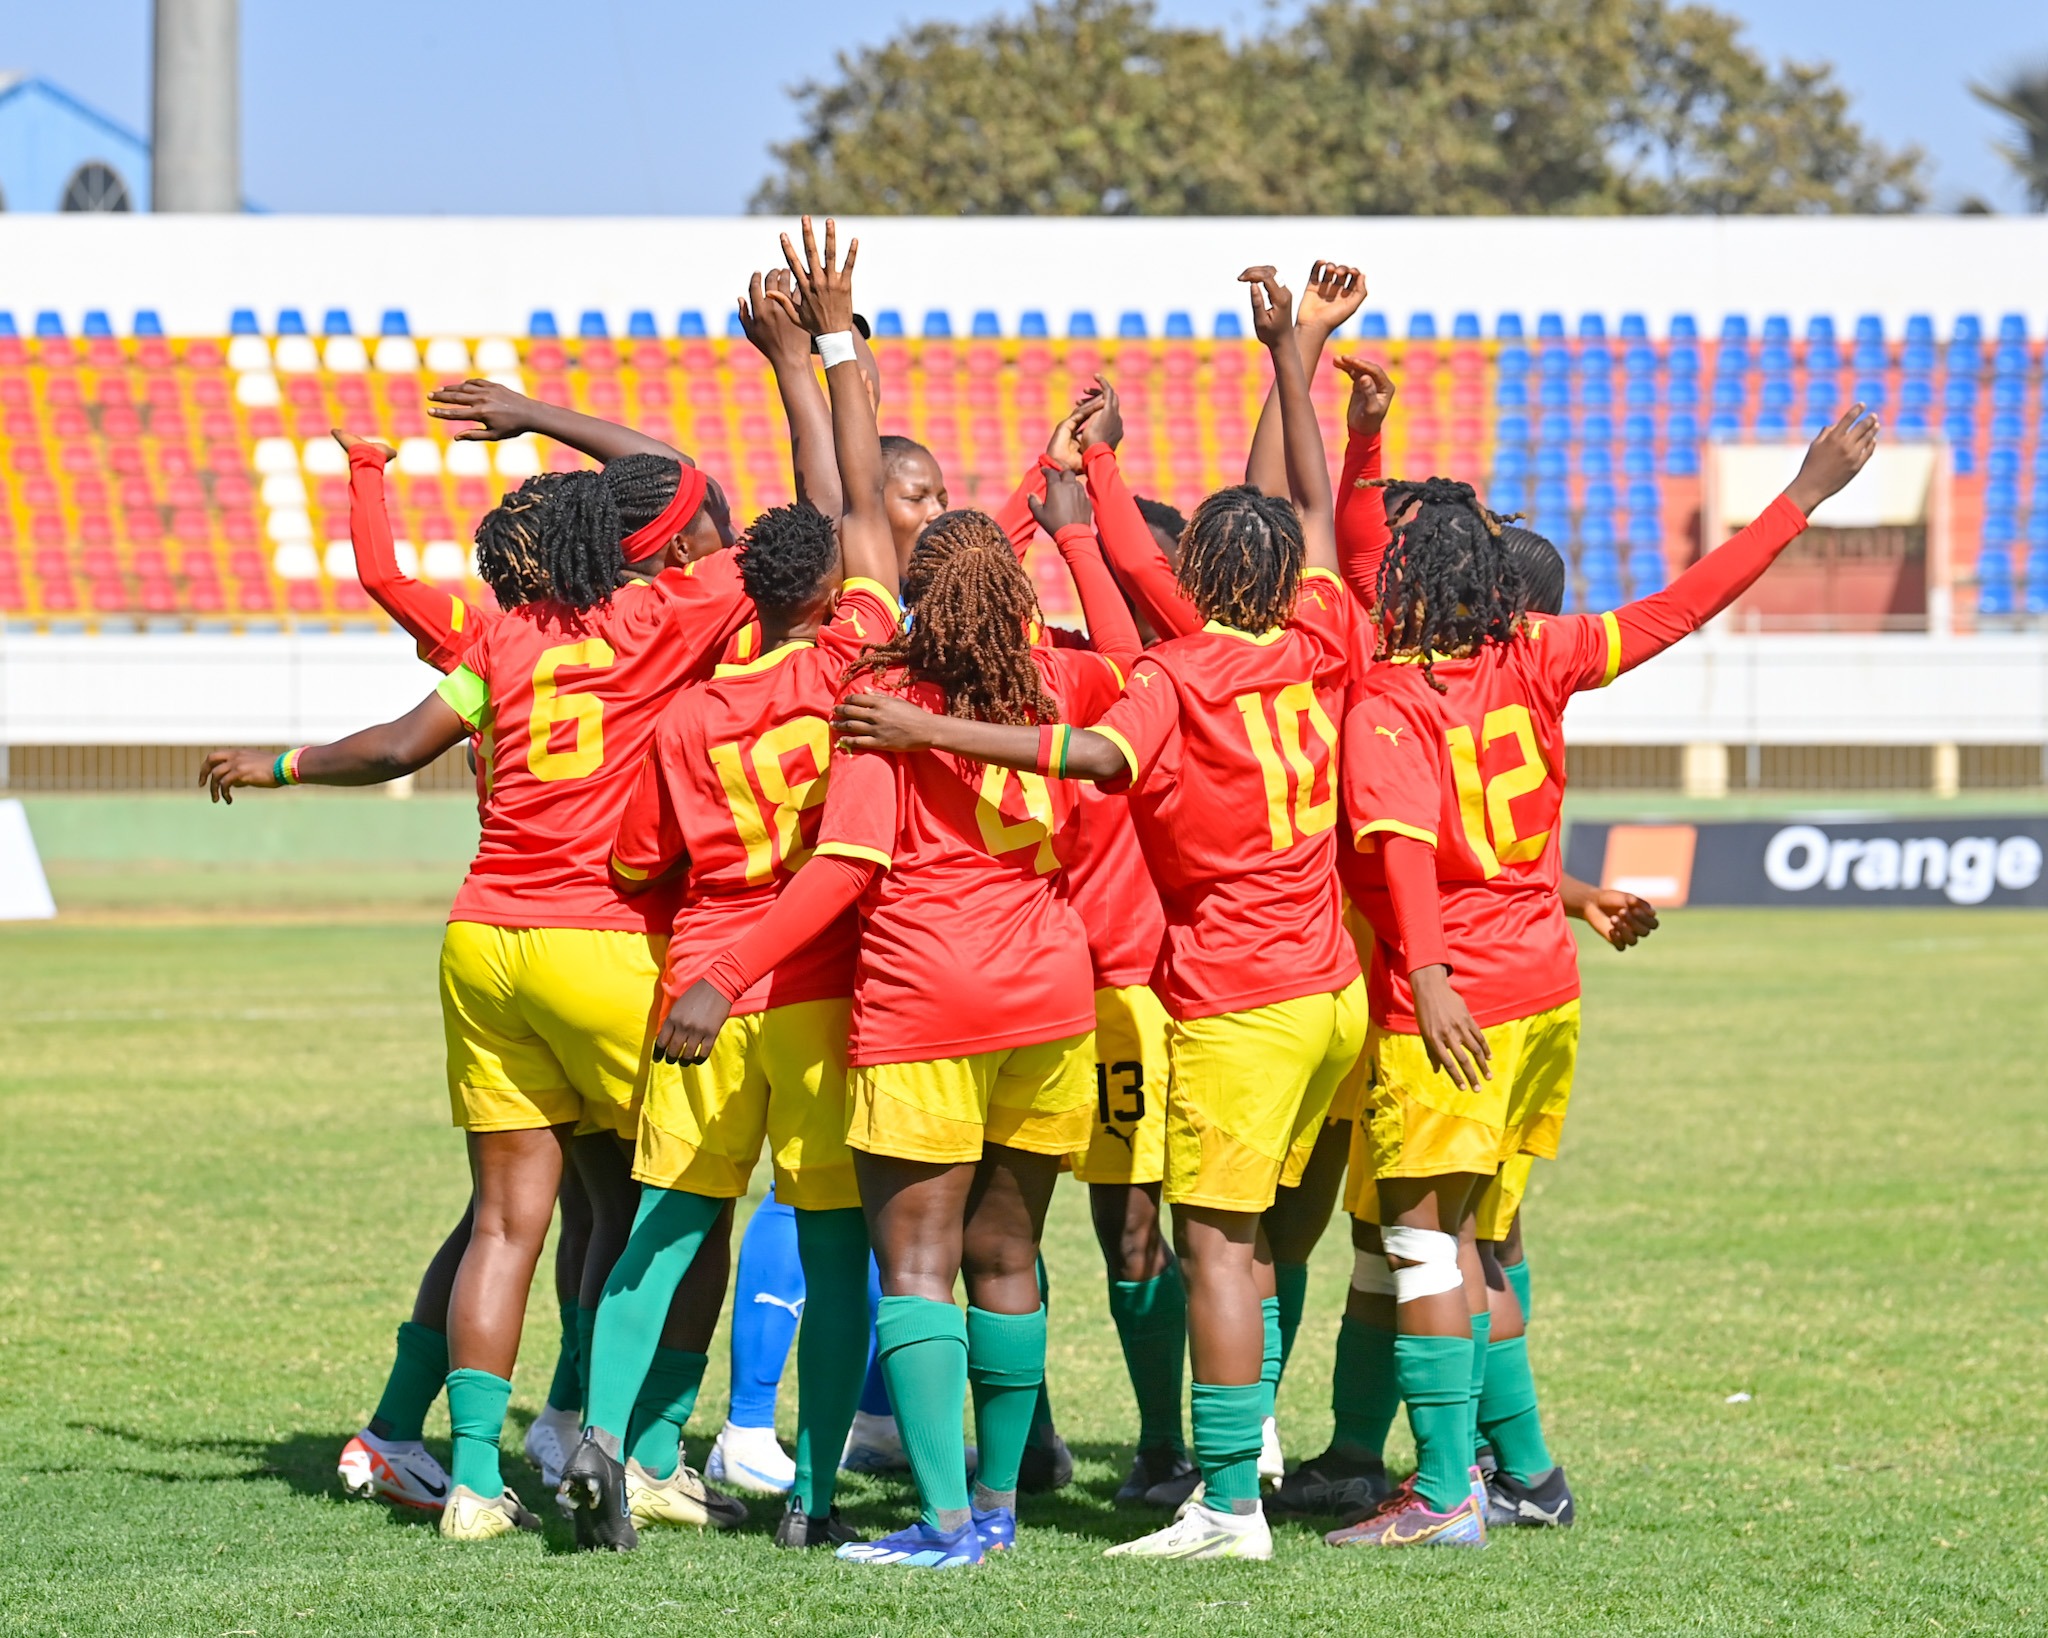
[833,694,1127,783]
[427,377,686,464]
[335,432,482,671]
[768,215,897,596]
[1077,381,1203,639]
[1332,357,1396,609]
[199,692,470,802]
[1243,266,1338,576]
[1245,260,1364,497]
[740,266,840,516]
[1030,469,1144,674]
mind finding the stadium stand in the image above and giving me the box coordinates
[0,304,2038,632]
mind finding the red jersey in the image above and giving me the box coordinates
[438,553,753,933]
[813,645,1125,1066]
[1091,568,1369,1019]
[610,580,900,1014]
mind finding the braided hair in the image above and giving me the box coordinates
[1371,476,1525,692]
[1500,526,1566,618]
[1175,484,1303,631]
[472,472,573,608]
[844,509,1057,725]
[533,453,686,611]
[737,501,838,619]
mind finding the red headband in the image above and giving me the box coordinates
[621,464,709,559]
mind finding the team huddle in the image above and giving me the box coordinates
[201,221,1879,1565]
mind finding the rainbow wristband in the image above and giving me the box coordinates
[274,747,306,786]
[1036,724,1073,778]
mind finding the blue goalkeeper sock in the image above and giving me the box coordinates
[727,1189,802,1429]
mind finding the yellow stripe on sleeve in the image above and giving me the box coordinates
[609,856,652,882]
[1094,725,1142,784]
[448,596,466,632]
[841,577,903,621]
[815,841,894,872]
[1599,610,1623,687]
[1356,818,1439,849]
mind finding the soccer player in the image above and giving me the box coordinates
[557,219,901,1553]
[658,453,1143,1568]
[203,442,755,1541]
[1326,403,1879,1550]
[832,266,1370,1562]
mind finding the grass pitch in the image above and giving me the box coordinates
[1,890,2044,1635]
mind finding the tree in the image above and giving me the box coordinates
[751,0,1926,216]
[1971,67,2048,210]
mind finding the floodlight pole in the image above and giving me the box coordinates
[152,0,240,212]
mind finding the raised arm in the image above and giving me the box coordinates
[1243,267,1337,576]
[1076,380,1202,639]
[198,691,470,802]
[739,266,841,516]
[1245,260,1364,497]
[1030,468,1144,673]
[1331,357,1396,609]
[427,377,686,464]
[768,216,897,596]
[334,431,482,671]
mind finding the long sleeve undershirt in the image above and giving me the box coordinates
[1082,442,1202,639]
[1052,523,1144,676]
[1610,493,1809,675]
[1382,834,1450,976]
[1333,429,1388,612]
[699,853,876,1002]
[348,443,474,670]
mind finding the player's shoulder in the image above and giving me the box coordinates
[1347,659,1442,727]
[824,577,901,649]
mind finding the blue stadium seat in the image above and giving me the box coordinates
[1164,311,1195,339]
[1539,346,1571,379]
[1583,478,1617,512]
[276,308,307,336]
[1851,340,1887,375]
[1117,312,1147,339]
[1453,312,1482,340]
[676,310,707,338]
[1806,339,1841,373]
[1854,314,1885,344]
[2035,444,2048,479]
[1716,342,1751,376]
[922,310,953,338]
[1665,444,1700,477]
[1665,411,1701,444]
[1623,445,1656,477]
[1955,315,1983,342]
[1895,411,1929,438]
[1491,479,1528,513]
[1983,515,2016,549]
[1978,548,2013,616]
[1806,315,1835,343]
[1998,313,2028,343]
[1579,344,1613,376]
[1623,413,1655,445]
[1627,512,1662,548]
[81,310,113,338]
[1581,419,1614,452]
[1666,378,1699,412]
[1019,311,1049,338]
[1904,315,1934,345]
[1407,313,1438,340]
[1537,312,1566,340]
[1627,547,1667,593]
[1578,314,1606,340]
[1667,345,1699,378]
[1708,412,1742,439]
[577,311,607,338]
[2025,572,2048,618]
[1946,339,1981,374]
[1711,378,1744,411]
[1357,313,1388,340]
[1492,447,1530,480]
[1942,411,1975,444]
[1852,378,1886,411]
[1539,412,1572,446]
[1801,409,1832,437]
[2028,514,2048,549]
[626,310,657,339]
[1495,313,1526,339]
[1945,378,1977,411]
[229,309,258,336]
[1497,379,1530,410]
[1497,414,1532,445]
[1626,378,1657,411]
[1756,410,1790,437]
[134,310,164,337]
[871,310,905,337]
[1992,377,2024,412]
[1986,446,2020,482]
[1901,341,1936,374]
[1670,314,1699,341]
[1992,412,2025,445]
[1535,482,1573,522]
[971,310,1002,338]
[1539,378,1571,410]
[527,309,559,338]
[1626,480,1661,515]
[1531,508,1569,541]
[1719,315,1750,343]
[1900,378,1933,413]
[1498,346,1532,381]
[1623,344,1657,378]
[725,310,748,339]
[1759,342,1793,374]
[1760,378,1794,413]
[1993,342,2028,377]
[1806,378,1841,415]
[379,310,409,337]
[1067,311,1098,338]
[1619,313,1648,340]
[1986,479,2019,517]
[320,308,351,336]
[1535,446,1568,479]
[1213,312,1243,339]
[1581,514,1617,550]
[1762,315,1791,343]
[1581,379,1615,412]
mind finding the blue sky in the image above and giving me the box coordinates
[3,0,2041,214]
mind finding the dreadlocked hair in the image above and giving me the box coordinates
[472,472,574,608]
[1175,484,1303,632]
[1371,476,1526,693]
[534,453,684,611]
[737,501,838,618]
[843,508,1057,726]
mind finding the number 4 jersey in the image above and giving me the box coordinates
[610,578,902,1011]
[436,553,753,935]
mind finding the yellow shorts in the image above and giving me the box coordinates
[1474,1154,1535,1241]
[634,996,857,1211]
[1162,978,1368,1214]
[1326,1019,1379,1127]
[1071,986,1172,1187]
[846,1032,1096,1166]
[1347,999,1579,1213]
[439,922,666,1138]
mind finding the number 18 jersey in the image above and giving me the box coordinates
[1341,611,1623,1030]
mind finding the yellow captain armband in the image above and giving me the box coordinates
[436,664,488,728]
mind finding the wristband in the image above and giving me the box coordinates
[816,331,858,370]
[1035,724,1073,778]
[274,747,306,786]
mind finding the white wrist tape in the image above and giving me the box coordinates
[817,330,858,370]
[1380,1224,1463,1302]
[1350,1248,1399,1297]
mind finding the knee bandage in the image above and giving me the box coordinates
[1350,1249,1399,1297]
[1379,1225,1462,1303]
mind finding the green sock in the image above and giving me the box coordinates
[1466,1309,1493,1466]
[1273,1261,1309,1381]
[445,1367,512,1497]
[1503,1256,1532,1324]
[369,1320,446,1444]
[546,1300,581,1415]
[1477,1335,1554,1484]
[967,1306,1045,1502]
[1257,1295,1282,1422]
[791,1207,870,1516]
[1190,1380,1265,1507]
[574,1306,598,1417]
[1028,1255,1056,1442]
[584,1186,724,1445]
[1395,1333,1475,1512]
[1329,1316,1400,1460]
[1107,1265,1187,1452]
[876,1294,971,1528]
[625,1347,707,1478]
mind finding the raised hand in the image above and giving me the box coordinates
[1297,259,1366,337]
[737,268,812,365]
[1045,399,1091,474]
[832,692,946,754]
[330,427,397,462]
[1028,469,1093,536]
[1239,266,1295,350]
[768,215,859,339]
[652,980,732,1066]
[1785,402,1881,515]
[1334,356,1397,438]
[1076,376,1123,450]
[426,379,538,442]
[197,748,278,805]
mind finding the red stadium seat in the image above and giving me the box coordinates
[30,513,63,546]
[235,577,275,613]
[215,473,255,508]
[525,341,568,372]
[200,409,236,441]
[286,579,325,613]
[102,405,143,438]
[186,575,226,613]
[135,337,174,369]
[1,410,35,440]
[139,575,178,614]
[40,572,79,612]
[10,444,47,475]
[335,579,371,611]
[630,341,668,372]
[79,513,115,547]
[453,477,493,513]
[579,340,620,372]
[221,511,258,544]
[315,477,349,511]
[126,508,165,543]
